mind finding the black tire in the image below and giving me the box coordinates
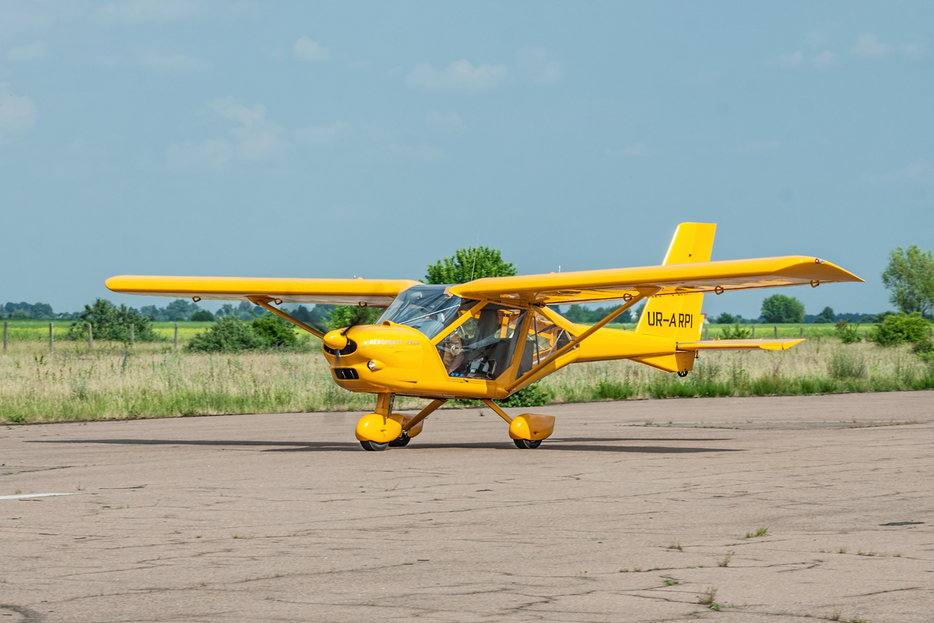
[360,440,389,451]
[513,438,542,449]
[388,433,411,447]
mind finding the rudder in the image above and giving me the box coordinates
[635,223,716,343]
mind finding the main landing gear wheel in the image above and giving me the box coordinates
[388,432,411,447]
[360,440,389,451]
[514,439,542,449]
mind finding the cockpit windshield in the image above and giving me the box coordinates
[378,285,464,340]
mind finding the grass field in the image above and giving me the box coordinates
[1,318,932,424]
[3,318,862,342]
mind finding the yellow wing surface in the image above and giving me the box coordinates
[450,256,863,305]
[105,275,419,307]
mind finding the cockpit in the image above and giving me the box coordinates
[378,285,572,383]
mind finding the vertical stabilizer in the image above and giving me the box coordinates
[635,223,716,343]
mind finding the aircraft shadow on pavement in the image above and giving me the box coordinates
[33,437,741,454]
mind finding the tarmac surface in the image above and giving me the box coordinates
[2,391,933,623]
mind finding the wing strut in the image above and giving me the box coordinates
[248,296,326,339]
[505,286,659,393]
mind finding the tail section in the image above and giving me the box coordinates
[635,223,716,343]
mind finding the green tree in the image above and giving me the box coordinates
[814,306,835,324]
[564,304,633,324]
[68,299,158,342]
[882,245,934,318]
[190,309,215,321]
[165,299,199,321]
[326,305,382,331]
[425,246,517,284]
[714,312,737,324]
[761,294,805,323]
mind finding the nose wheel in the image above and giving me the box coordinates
[360,440,389,451]
[388,432,411,447]
[513,438,543,449]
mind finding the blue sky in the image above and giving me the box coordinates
[1,1,931,318]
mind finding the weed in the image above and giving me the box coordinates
[838,547,847,554]
[698,586,717,606]
[662,577,679,586]
[718,550,733,567]
[746,526,769,538]
[668,542,683,551]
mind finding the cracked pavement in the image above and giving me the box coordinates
[1,391,933,622]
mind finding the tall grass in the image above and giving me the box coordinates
[1,337,931,424]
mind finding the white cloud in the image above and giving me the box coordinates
[166,98,283,171]
[7,42,46,61]
[427,110,463,138]
[772,51,804,68]
[900,42,923,58]
[608,143,646,157]
[99,0,203,25]
[141,53,212,72]
[807,31,828,48]
[293,37,329,62]
[743,140,779,153]
[866,160,932,184]
[812,51,840,69]
[206,98,282,160]
[851,34,888,57]
[406,60,509,94]
[0,90,37,137]
[517,47,563,84]
[294,121,346,146]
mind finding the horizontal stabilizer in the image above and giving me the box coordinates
[678,338,804,351]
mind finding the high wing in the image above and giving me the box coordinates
[105,275,420,307]
[449,256,863,305]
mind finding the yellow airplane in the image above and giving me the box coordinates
[107,223,862,451]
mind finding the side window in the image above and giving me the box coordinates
[443,306,526,379]
[516,310,572,379]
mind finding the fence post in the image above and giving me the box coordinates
[774,326,778,338]
[87,323,93,349]
[751,325,756,338]
[130,323,134,350]
[49,322,54,354]
[800,327,804,338]
[174,322,179,350]
[3,320,7,353]
[703,324,708,340]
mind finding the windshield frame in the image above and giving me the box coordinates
[378,285,464,340]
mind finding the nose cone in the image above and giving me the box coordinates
[323,330,348,352]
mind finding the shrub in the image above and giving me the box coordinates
[186,317,265,353]
[835,319,861,344]
[720,324,752,339]
[67,298,158,342]
[501,383,550,408]
[869,313,931,347]
[251,313,297,348]
[190,310,215,322]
